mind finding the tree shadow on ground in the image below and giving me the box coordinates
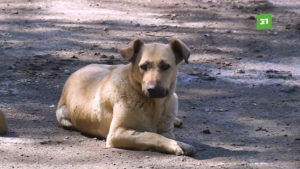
[0,0,299,163]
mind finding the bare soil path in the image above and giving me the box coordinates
[0,0,299,168]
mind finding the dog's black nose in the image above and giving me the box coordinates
[146,85,168,98]
[147,87,157,93]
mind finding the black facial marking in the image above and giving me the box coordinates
[140,64,148,71]
[159,60,171,71]
[139,61,152,71]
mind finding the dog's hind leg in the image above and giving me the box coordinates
[169,93,183,128]
[174,117,183,128]
[56,105,73,128]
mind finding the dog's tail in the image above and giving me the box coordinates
[0,110,8,135]
[56,105,74,128]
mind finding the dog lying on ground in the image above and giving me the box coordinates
[0,110,8,135]
[56,39,195,155]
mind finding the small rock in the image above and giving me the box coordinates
[100,54,108,58]
[214,108,229,112]
[40,140,63,145]
[231,143,246,146]
[204,33,210,37]
[256,55,264,58]
[235,69,245,74]
[29,64,43,71]
[188,71,201,76]
[254,49,260,53]
[286,24,292,30]
[8,89,19,95]
[135,23,140,27]
[266,69,292,79]
[248,16,255,20]
[111,47,117,52]
[64,69,70,74]
[90,45,98,50]
[8,64,16,70]
[108,55,114,60]
[279,86,297,93]
[71,55,78,59]
[226,30,237,33]
[177,72,198,85]
[104,28,109,31]
[224,62,232,66]
[296,23,300,30]
[202,75,216,81]
[255,127,268,132]
[170,14,177,20]
[202,129,211,134]
[94,52,100,56]
[51,66,59,70]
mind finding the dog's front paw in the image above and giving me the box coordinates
[171,141,195,156]
[176,141,195,156]
[172,141,184,155]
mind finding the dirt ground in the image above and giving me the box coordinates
[0,0,299,168]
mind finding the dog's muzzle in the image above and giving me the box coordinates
[145,85,169,98]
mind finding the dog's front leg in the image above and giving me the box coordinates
[107,127,194,155]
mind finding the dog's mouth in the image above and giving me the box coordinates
[144,86,169,98]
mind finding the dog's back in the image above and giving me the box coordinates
[58,64,112,108]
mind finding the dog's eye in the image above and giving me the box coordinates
[160,64,170,71]
[140,64,148,71]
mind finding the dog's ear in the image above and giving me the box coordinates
[119,39,144,62]
[169,39,190,64]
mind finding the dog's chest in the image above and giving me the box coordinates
[132,99,165,130]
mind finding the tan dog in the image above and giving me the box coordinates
[56,39,195,155]
[0,110,8,135]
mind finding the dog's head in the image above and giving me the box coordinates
[120,39,190,98]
